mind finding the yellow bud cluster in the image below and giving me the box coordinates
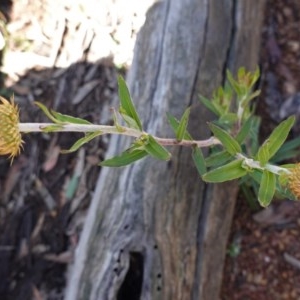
[288,163,300,199]
[0,96,23,160]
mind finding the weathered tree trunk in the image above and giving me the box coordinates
[65,0,266,299]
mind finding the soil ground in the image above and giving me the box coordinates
[0,0,299,299]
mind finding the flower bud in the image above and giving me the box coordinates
[0,96,23,160]
[288,163,300,199]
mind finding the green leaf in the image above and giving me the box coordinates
[266,115,295,157]
[112,107,126,132]
[209,123,242,155]
[205,150,232,167]
[249,169,263,184]
[256,143,270,166]
[120,111,142,131]
[51,111,92,124]
[100,149,148,167]
[226,70,241,95]
[35,102,92,125]
[256,115,295,162]
[275,186,296,200]
[241,90,261,107]
[236,116,254,144]
[35,101,59,123]
[176,107,191,141]
[219,113,238,125]
[277,137,300,152]
[166,113,192,140]
[248,116,261,156]
[118,75,143,131]
[61,131,102,154]
[199,95,220,116]
[271,136,300,162]
[192,146,206,176]
[258,170,276,207]
[144,135,171,161]
[272,150,299,163]
[240,183,260,210]
[202,159,247,182]
[237,67,246,79]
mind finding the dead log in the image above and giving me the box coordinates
[65,0,266,299]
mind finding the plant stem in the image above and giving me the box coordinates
[18,123,221,148]
[236,153,291,175]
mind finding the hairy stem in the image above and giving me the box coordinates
[236,153,291,175]
[18,123,221,148]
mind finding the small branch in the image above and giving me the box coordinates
[236,153,291,175]
[154,136,220,147]
[18,123,220,148]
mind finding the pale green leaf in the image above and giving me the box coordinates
[192,146,206,176]
[236,116,254,144]
[256,143,270,166]
[176,107,191,141]
[35,101,59,123]
[199,95,220,116]
[120,111,141,131]
[144,135,171,161]
[202,159,247,182]
[209,123,242,155]
[205,150,232,167]
[256,115,295,162]
[118,75,142,130]
[219,113,238,125]
[258,170,276,207]
[112,107,126,132]
[226,70,241,95]
[51,111,92,124]
[242,90,261,107]
[61,131,102,154]
[271,136,300,162]
[166,113,192,140]
[100,149,148,167]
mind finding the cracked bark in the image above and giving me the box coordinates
[65,0,266,299]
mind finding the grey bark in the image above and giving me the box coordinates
[65,0,266,299]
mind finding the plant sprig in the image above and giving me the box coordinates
[1,68,300,207]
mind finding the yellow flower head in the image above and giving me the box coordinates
[0,96,23,160]
[288,163,300,199]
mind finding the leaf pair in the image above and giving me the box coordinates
[166,109,192,141]
[201,157,275,208]
[167,110,207,176]
[100,134,171,167]
[35,102,101,153]
[118,76,143,131]
[35,102,92,125]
